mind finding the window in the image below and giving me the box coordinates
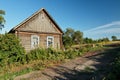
[47,36,54,48]
[31,35,39,49]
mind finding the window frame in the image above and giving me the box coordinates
[31,35,39,49]
[47,36,54,48]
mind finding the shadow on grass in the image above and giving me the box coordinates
[42,46,120,80]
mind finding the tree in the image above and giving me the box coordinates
[62,28,74,48]
[62,28,83,49]
[83,37,93,43]
[0,10,5,30]
[111,36,117,41]
[62,35,73,48]
[102,37,109,42]
[64,28,74,38]
[72,30,83,44]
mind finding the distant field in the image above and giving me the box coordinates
[72,41,120,49]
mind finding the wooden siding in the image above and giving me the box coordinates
[18,33,31,51]
[18,31,62,52]
[17,10,61,34]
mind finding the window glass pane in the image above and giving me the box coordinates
[31,35,39,48]
[47,36,54,48]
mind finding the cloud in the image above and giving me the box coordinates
[89,28,120,35]
[83,21,120,39]
[85,21,120,32]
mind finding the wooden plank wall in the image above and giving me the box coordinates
[18,32,61,52]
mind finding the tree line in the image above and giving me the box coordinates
[63,28,119,49]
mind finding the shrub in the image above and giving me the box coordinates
[0,33,25,65]
[104,52,120,80]
[64,49,79,59]
[27,48,47,61]
[28,48,65,61]
[0,33,25,54]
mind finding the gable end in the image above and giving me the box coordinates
[9,8,63,34]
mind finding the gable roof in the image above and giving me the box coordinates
[9,8,63,33]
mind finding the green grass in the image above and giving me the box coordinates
[0,67,33,80]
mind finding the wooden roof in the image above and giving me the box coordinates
[9,8,63,33]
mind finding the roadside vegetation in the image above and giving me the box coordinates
[103,46,120,80]
[0,35,103,79]
[0,27,120,79]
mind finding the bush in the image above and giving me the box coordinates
[108,56,120,80]
[0,33,25,65]
[0,33,103,67]
[27,48,47,60]
[104,52,120,80]
[0,33,25,54]
[28,48,65,61]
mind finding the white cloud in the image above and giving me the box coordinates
[84,21,120,32]
[83,21,120,39]
[88,28,120,35]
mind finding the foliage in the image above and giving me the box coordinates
[64,28,74,37]
[0,10,5,30]
[0,67,33,80]
[0,33,25,53]
[62,28,111,49]
[72,30,83,44]
[62,28,74,48]
[0,33,25,66]
[111,36,117,41]
[104,47,120,80]
[0,43,103,79]
[27,48,66,62]
[83,37,94,43]
[97,37,109,43]
[64,49,78,59]
[63,35,73,48]
[63,28,83,49]
[83,37,110,44]
[103,37,109,42]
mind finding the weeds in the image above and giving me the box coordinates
[0,34,104,79]
[103,47,120,80]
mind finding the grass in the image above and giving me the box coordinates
[0,59,65,80]
[0,67,33,80]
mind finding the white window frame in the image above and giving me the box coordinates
[31,35,39,49]
[47,36,54,48]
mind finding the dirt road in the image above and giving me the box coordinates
[14,47,119,80]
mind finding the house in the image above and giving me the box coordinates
[9,8,63,52]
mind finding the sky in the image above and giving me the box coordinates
[0,0,120,39]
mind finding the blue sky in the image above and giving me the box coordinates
[0,0,120,39]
